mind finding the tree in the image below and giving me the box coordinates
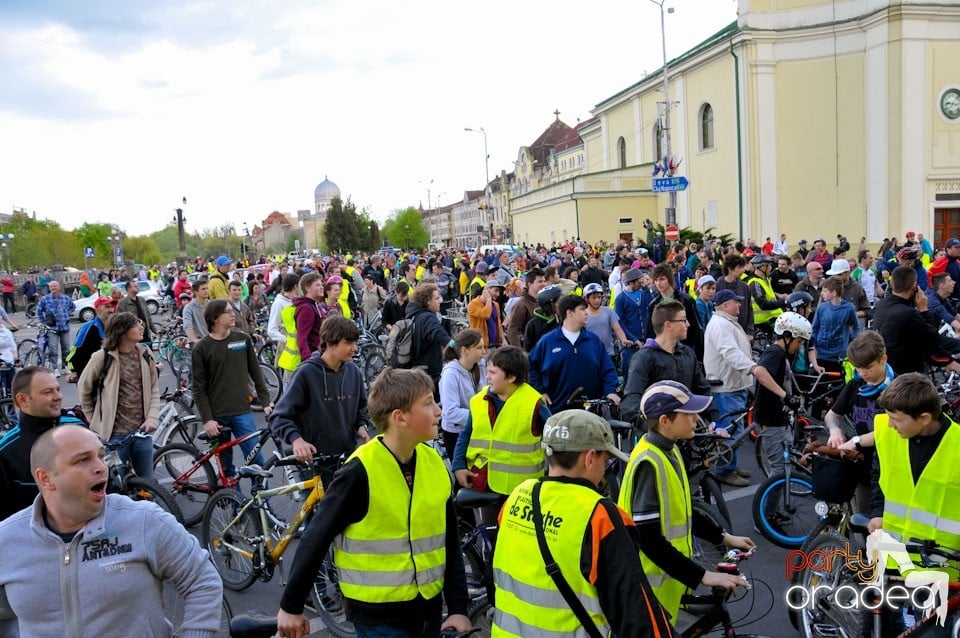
[382,207,429,251]
[122,236,162,266]
[74,223,113,268]
[325,197,369,254]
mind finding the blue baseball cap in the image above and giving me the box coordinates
[215,255,232,267]
[641,381,713,419]
[713,289,744,305]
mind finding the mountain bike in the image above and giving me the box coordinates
[201,453,353,637]
[153,425,280,526]
[151,386,201,447]
[18,319,55,370]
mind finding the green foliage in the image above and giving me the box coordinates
[149,224,202,261]
[74,223,113,268]
[122,236,162,266]
[381,207,429,251]
[2,213,82,270]
[651,223,733,248]
[324,198,380,254]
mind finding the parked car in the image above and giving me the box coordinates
[70,280,163,322]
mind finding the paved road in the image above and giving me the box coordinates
[31,309,804,637]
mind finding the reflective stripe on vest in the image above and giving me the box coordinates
[875,414,960,576]
[333,439,450,603]
[745,274,782,325]
[617,434,692,618]
[468,276,486,301]
[276,304,300,371]
[466,384,545,495]
[492,479,611,637]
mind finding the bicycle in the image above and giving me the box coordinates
[151,386,202,447]
[104,430,185,525]
[680,548,775,637]
[795,513,960,638]
[227,611,482,638]
[18,319,55,370]
[751,415,827,548]
[579,396,635,501]
[201,452,352,636]
[152,425,284,526]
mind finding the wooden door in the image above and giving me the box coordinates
[935,208,960,244]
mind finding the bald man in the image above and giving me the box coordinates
[0,426,222,637]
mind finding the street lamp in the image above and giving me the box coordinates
[106,228,124,269]
[404,224,410,252]
[242,223,250,262]
[650,0,677,227]
[0,234,13,272]
[465,127,491,245]
[173,197,188,267]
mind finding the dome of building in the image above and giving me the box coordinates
[314,176,341,202]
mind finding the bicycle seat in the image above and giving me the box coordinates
[607,419,633,432]
[197,426,233,441]
[228,611,278,638]
[237,465,273,480]
[455,488,503,509]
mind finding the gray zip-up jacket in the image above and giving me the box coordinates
[0,494,222,638]
[439,359,478,434]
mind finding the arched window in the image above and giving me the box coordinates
[699,103,715,150]
[653,120,664,162]
[617,137,627,168]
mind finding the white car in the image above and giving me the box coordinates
[71,281,164,322]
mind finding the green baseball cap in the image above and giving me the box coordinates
[541,410,630,462]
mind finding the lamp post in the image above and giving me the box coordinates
[242,223,250,263]
[650,0,677,228]
[465,127,491,243]
[0,234,13,272]
[173,197,188,268]
[404,224,410,252]
[106,228,124,269]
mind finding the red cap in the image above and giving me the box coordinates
[905,231,916,237]
[93,296,116,308]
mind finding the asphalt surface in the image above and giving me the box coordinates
[31,309,805,637]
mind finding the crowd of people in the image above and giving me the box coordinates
[1,226,960,637]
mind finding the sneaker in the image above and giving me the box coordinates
[53,368,61,378]
[736,468,752,479]
[717,472,749,487]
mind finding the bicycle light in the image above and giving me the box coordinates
[815,501,829,517]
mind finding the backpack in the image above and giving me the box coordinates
[385,317,417,368]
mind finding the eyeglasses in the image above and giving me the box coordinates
[667,317,690,324]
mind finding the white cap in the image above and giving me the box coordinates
[825,259,850,276]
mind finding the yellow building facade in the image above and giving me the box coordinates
[509,0,960,246]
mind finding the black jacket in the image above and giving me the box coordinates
[621,339,718,424]
[645,291,704,360]
[873,293,940,374]
[407,303,451,379]
[269,352,373,455]
[0,411,80,520]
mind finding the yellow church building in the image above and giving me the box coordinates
[510,0,960,247]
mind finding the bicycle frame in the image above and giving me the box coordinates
[680,548,755,637]
[174,428,272,491]
[213,474,325,566]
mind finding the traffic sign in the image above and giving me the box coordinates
[84,247,95,259]
[652,176,689,193]
[665,225,680,242]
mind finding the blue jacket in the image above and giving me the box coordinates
[529,326,619,410]
[614,287,654,342]
[811,300,860,361]
[926,290,958,327]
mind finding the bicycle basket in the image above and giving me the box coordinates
[811,455,860,503]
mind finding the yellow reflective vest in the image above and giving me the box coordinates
[492,478,611,637]
[467,276,486,302]
[333,438,450,603]
[466,384,544,496]
[338,268,355,319]
[875,414,960,576]
[744,274,782,325]
[276,304,300,372]
[618,434,692,618]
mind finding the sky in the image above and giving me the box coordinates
[0,0,739,237]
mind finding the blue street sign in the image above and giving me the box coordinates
[652,176,690,193]
[84,247,95,259]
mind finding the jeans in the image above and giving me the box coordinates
[216,412,265,476]
[761,425,793,476]
[354,614,441,638]
[107,432,154,481]
[2,293,15,314]
[46,330,72,369]
[713,389,749,475]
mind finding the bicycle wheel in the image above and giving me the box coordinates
[752,471,818,548]
[202,488,260,591]
[258,363,282,404]
[163,337,191,372]
[16,339,35,362]
[0,398,17,436]
[691,500,731,574]
[20,346,42,369]
[261,453,307,529]
[311,546,355,638]
[257,341,277,367]
[794,531,862,638]
[458,518,488,598]
[754,430,773,478]
[153,443,217,527]
[362,345,386,386]
[125,476,186,526]
[467,595,493,638]
[155,415,203,448]
[698,473,731,527]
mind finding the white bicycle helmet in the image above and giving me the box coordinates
[583,283,604,297]
[774,311,813,341]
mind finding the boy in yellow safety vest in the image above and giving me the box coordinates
[276,368,471,638]
[618,380,755,622]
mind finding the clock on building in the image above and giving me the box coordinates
[940,87,960,121]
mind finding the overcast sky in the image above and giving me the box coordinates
[0,0,738,236]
